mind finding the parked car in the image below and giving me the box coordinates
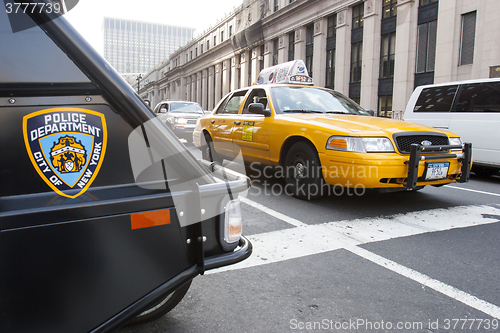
[153,100,205,140]
[403,78,500,176]
[0,4,251,333]
[194,60,471,200]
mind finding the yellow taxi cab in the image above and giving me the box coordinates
[193,60,471,199]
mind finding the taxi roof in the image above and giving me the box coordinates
[256,60,314,86]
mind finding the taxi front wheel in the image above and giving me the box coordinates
[284,141,325,200]
[126,280,192,325]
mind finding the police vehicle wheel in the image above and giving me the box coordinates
[202,134,223,164]
[126,280,192,325]
[284,141,324,200]
[472,166,498,177]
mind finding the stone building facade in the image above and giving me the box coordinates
[136,0,500,117]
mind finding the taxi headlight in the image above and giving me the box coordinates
[174,117,188,124]
[449,137,462,146]
[223,198,242,246]
[326,136,394,153]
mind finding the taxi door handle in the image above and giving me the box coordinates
[211,120,215,124]
[234,121,241,125]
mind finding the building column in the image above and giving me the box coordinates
[240,52,248,89]
[201,70,207,108]
[196,72,202,105]
[251,48,259,83]
[208,66,215,110]
[263,41,272,68]
[222,60,229,96]
[294,27,305,63]
[230,57,237,91]
[215,63,222,102]
[393,0,418,113]
[334,8,351,96]
[278,35,286,64]
[312,18,327,87]
[434,0,459,82]
[360,0,381,111]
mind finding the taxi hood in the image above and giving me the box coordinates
[279,113,455,137]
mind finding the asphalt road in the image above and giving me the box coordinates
[118,145,500,333]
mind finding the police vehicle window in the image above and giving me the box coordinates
[169,102,204,113]
[242,89,269,114]
[220,90,248,114]
[455,82,500,112]
[270,86,368,115]
[413,85,458,112]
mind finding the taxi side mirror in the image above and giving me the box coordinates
[365,109,375,116]
[248,103,271,117]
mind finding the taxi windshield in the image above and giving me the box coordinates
[170,102,204,113]
[270,86,369,115]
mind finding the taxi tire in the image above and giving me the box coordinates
[202,134,223,164]
[126,280,192,326]
[284,141,325,200]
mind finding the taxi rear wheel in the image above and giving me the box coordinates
[284,141,325,200]
[126,280,192,326]
[201,133,223,164]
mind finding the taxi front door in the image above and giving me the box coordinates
[231,88,271,163]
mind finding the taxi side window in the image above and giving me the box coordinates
[216,90,248,114]
[242,89,269,114]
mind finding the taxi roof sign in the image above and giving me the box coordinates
[256,60,313,85]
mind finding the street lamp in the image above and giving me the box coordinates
[136,74,142,93]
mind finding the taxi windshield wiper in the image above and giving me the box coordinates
[325,111,350,114]
[282,109,324,113]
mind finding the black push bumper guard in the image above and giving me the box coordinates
[405,142,472,190]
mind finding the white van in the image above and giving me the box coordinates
[404,78,500,176]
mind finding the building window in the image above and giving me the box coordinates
[305,23,314,76]
[378,95,393,118]
[190,51,193,60]
[273,38,279,66]
[420,0,437,5]
[325,14,336,89]
[229,26,233,37]
[201,44,203,54]
[195,47,198,57]
[459,11,476,66]
[221,30,224,42]
[352,3,364,29]
[382,0,397,19]
[380,32,396,78]
[350,42,362,83]
[416,20,437,73]
[207,40,210,50]
[214,35,217,46]
[274,0,279,12]
[288,31,295,61]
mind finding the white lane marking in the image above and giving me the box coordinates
[239,197,308,227]
[347,246,500,319]
[211,205,500,273]
[444,185,500,197]
[208,204,500,318]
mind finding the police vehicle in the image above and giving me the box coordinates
[193,60,472,199]
[0,2,251,332]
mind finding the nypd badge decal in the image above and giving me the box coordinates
[23,108,107,198]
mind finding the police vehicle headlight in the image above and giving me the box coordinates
[326,136,394,153]
[223,198,242,245]
[174,117,188,124]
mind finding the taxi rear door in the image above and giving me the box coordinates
[209,90,249,159]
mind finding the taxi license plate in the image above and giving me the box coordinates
[425,162,449,180]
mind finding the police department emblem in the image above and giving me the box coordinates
[23,108,107,198]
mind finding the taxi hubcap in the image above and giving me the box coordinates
[294,162,307,179]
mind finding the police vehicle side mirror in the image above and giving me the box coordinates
[248,103,271,117]
[160,108,168,113]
